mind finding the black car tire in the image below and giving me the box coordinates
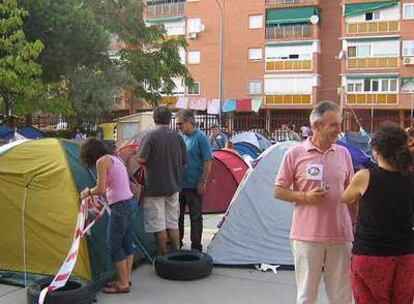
[27,277,94,304]
[154,250,213,281]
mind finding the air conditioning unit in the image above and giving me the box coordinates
[187,32,198,39]
[403,57,414,65]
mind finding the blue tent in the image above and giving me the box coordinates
[232,132,272,151]
[337,140,375,171]
[17,126,46,139]
[342,132,371,156]
[0,125,13,142]
[233,142,262,160]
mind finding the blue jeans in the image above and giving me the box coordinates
[107,198,138,263]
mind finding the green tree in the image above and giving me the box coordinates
[86,0,193,106]
[20,0,110,82]
[68,66,136,124]
[0,0,44,117]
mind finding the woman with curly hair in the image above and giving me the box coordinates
[80,138,136,294]
[341,122,414,303]
[407,127,414,172]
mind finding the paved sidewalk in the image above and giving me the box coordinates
[0,214,330,304]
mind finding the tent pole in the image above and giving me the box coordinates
[21,186,29,287]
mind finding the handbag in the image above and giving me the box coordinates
[130,166,145,203]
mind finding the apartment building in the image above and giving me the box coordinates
[340,0,414,130]
[117,0,414,130]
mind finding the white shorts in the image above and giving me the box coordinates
[142,192,179,233]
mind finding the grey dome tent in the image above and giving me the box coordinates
[207,141,298,266]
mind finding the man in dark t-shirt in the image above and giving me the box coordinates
[137,106,187,255]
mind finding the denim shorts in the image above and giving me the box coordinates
[107,197,138,263]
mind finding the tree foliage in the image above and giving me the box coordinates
[2,0,192,121]
[86,0,193,106]
[0,0,44,116]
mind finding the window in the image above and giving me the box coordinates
[358,45,371,57]
[372,80,379,92]
[249,15,263,29]
[365,11,380,21]
[364,79,371,91]
[347,46,357,58]
[165,21,186,36]
[389,79,397,92]
[347,81,363,92]
[248,48,262,61]
[248,81,262,95]
[347,45,371,58]
[187,51,201,64]
[403,41,414,57]
[350,79,398,93]
[187,82,200,95]
[187,18,203,33]
[381,79,389,92]
[403,3,414,19]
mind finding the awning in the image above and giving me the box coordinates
[266,7,319,26]
[347,74,398,79]
[145,16,184,25]
[401,77,414,86]
[344,1,399,17]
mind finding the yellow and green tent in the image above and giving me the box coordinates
[0,138,155,288]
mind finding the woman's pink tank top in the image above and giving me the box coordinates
[105,155,133,204]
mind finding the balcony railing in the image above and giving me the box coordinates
[347,57,399,69]
[266,59,312,71]
[265,24,313,39]
[160,95,179,105]
[265,94,312,105]
[265,0,317,5]
[347,21,399,35]
[146,2,185,18]
[346,93,398,105]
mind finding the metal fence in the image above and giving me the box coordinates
[22,110,412,140]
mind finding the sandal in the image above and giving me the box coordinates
[102,283,130,294]
[105,281,132,288]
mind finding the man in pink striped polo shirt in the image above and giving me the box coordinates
[274,101,354,304]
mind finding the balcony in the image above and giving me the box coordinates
[347,57,399,69]
[265,24,313,39]
[146,1,185,18]
[265,94,312,105]
[346,21,399,35]
[160,95,179,105]
[266,59,312,71]
[265,0,318,5]
[346,93,398,105]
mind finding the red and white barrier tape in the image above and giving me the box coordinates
[38,196,108,304]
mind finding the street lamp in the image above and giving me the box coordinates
[213,0,224,126]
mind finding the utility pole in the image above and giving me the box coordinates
[214,0,224,126]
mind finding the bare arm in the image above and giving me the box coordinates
[90,156,112,195]
[198,160,213,195]
[341,169,369,205]
[274,186,307,204]
[274,185,328,205]
[200,160,212,184]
